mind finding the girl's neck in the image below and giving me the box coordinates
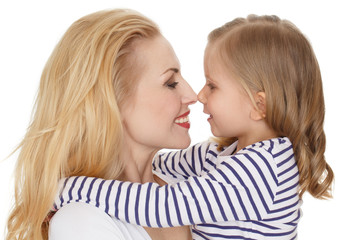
[236,122,278,152]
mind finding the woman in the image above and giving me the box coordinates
[6,9,196,240]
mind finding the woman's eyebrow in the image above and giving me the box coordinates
[161,67,179,75]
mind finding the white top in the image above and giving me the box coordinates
[49,202,151,240]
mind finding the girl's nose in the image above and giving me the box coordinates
[197,87,207,104]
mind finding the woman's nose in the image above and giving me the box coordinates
[181,81,197,105]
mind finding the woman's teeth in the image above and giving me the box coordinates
[175,116,189,123]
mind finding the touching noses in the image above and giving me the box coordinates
[181,81,197,106]
[197,86,207,104]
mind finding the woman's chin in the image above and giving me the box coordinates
[167,136,191,149]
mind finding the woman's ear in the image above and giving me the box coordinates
[250,92,266,121]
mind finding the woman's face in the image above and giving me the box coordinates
[121,35,197,151]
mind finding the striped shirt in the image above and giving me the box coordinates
[54,137,301,239]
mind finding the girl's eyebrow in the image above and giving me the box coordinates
[161,67,179,75]
[205,74,215,83]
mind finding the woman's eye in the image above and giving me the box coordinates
[167,81,179,89]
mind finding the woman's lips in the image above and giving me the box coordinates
[175,111,190,129]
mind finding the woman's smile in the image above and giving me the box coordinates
[174,110,190,129]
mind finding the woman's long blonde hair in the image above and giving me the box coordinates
[6,9,159,240]
[210,15,334,199]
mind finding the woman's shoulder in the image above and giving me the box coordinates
[49,202,150,240]
[49,202,121,239]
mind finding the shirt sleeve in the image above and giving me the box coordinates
[49,202,127,240]
[54,149,282,228]
[152,141,211,181]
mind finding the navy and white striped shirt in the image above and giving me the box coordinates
[54,137,301,239]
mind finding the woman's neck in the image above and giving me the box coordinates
[117,140,159,183]
[117,135,191,240]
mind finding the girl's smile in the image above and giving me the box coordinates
[204,113,213,122]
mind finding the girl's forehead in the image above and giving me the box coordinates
[205,42,221,55]
[204,47,225,71]
[205,40,225,61]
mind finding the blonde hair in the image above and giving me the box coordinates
[6,9,159,240]
[209,15,333,199]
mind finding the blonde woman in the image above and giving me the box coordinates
[6,9,196,240]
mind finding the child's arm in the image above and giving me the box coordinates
[55,148,300,227]
[152,141,212,181]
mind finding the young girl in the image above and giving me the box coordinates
[53,15,333,239]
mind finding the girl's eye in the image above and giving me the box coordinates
[207,83,215,90]
[167,81,179,89]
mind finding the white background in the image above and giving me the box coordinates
[0,0,359,239]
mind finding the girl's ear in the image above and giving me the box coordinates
[250,92,266,121]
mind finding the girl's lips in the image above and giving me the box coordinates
[203,110,212,121]
[175,111,190,129]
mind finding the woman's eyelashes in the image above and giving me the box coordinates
[165,77,179,89]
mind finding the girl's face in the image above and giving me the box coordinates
[121,35,197,151]
[198,45,255,140]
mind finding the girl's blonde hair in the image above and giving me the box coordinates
[209,15,333,199]
[6,9,159,240]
